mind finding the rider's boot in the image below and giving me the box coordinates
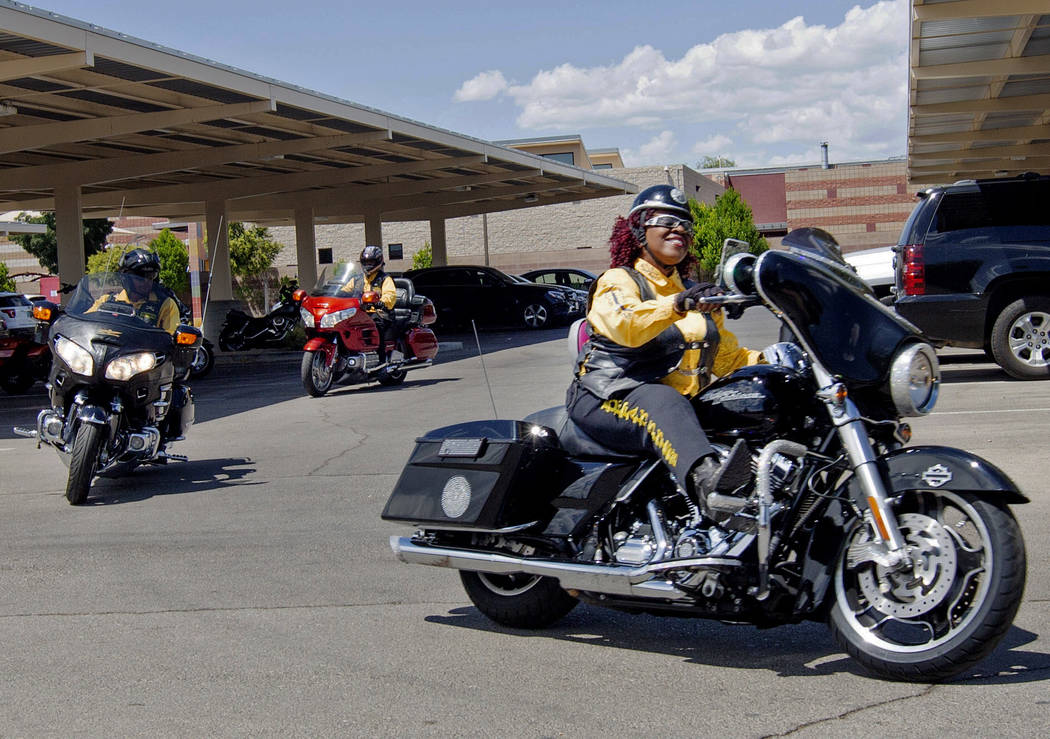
[690,439,752,513]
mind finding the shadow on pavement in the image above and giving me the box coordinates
[82,456,259,505]
[426,607,1049,683]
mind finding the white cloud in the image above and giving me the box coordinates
[453,70,508,102]
[462,0,908,164]
[623,131,678,166]
[691,134,734,155]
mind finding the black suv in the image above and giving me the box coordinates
[404,265,584,329]
[893,173,1050,379]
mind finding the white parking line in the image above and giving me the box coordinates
[934,408,1050,415]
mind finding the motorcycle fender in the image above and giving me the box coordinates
[849,444,1029,504]
[302,337,334,357]
[75,404,111,428]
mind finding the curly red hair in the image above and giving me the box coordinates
[608,213,696,280]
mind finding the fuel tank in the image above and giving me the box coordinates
[693,364,818,443]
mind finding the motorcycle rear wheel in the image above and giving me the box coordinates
[829,490,1026,682]
[66,423,104,505]
[460,571,577,629]
[377,340,408,386]
[301,351,333,397]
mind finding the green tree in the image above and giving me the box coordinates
[412,241,433,270]
[689,189,768,279]
[697,155,736,169]
[9,212,114,273]
[0,261,16,292]
[85,231,188,294]
[149,229,189,294]
[227,222,285,310]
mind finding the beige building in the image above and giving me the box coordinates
[269,136,724,277]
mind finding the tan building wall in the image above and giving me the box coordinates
[269,164,724,277]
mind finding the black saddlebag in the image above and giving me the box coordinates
[382,419,563,530]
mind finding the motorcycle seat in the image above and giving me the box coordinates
[394,278,415,309]
[523,406,642,460]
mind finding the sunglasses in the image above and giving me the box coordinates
[643,214,694,232]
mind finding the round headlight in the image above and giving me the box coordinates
[889,343,940,417]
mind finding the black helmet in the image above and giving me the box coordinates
[117,248,160,280]
[360,245,384,273]
[627,184,691,219]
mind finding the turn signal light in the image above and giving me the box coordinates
[292,288,306,303]
[32,305,52,321]
[362,291,380,304]
[175,329,197,346]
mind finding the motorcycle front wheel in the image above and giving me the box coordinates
[301,350,334,397]
[829,490,1026,682]
[188,342,214,379]
[66,423,104,505]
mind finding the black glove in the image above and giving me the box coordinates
[674,282,722,313]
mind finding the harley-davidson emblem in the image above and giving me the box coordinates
[921,464,952,488]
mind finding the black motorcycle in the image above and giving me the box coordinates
[384,228,1027,683]
[175,297,214,379]
[218,283,301,352]
[14,272,202,505]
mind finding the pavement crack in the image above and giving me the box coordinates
[766,686,935,738]
[0,600,466,619]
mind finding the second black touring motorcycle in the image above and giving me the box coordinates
[14,272,202,504]
[218,282,301,352]
[384,228,1028,682]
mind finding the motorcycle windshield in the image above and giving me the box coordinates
[755,250,921,386]
[311,261,367,298]
[63,272,174,335]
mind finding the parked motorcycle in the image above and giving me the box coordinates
[14,272,202,505]
[298,261,438,397]
[218,282,301,352]
[0,303,55,394]
[384,228,1027,683]
[175,297,214,379]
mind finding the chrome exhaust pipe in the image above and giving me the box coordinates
[390,536,741,601]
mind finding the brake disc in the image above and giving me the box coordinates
[857,512,958,618]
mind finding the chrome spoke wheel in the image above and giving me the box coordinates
[835,491,990,654]
[1006,310,1050,368]
[477,572,543,596]
[523,303,548,329]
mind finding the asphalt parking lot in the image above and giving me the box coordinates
[0,310,1047,736]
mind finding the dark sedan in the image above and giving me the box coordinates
[404,265,584,329]
[520,267,598,293]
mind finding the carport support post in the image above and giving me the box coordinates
[364,209,382,250]
[203,200,234,342]
[54,184,84,299]
[294,207,317,288]
[205,200,233,302]
[429,217,447,267]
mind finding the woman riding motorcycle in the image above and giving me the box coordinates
[567,184,763,507]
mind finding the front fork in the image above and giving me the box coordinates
[814,369,910,567]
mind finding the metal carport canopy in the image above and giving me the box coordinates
[909,0,1050,185]
[0,1,634,225]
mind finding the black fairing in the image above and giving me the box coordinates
[693,364,819,443]
[756,249,919,387]
[48,312,175,414]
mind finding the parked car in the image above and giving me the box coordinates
[403,265,584,329]
[520,267,598,293]
[892,172,1050,379]
[843,246,894,299]
[0,292,35,333]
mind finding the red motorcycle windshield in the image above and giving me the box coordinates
[311,261,367,298]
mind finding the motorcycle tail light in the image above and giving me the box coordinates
[901,244,925,295]
[421,301,437,325]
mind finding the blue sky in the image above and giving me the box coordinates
[29,0,909,169]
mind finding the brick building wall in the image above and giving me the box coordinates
[269,164,724,278]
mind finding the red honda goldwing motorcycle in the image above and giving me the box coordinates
[296,261,438,397]
[0,302,59,394]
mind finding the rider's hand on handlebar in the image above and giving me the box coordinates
[674,282,723,314]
